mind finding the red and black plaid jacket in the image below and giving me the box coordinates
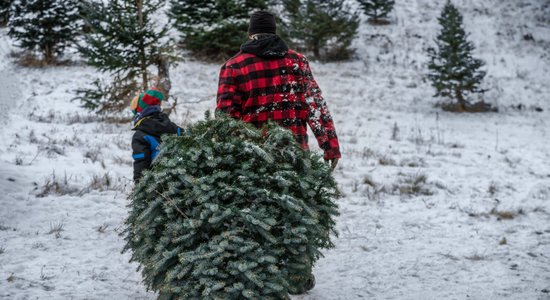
[216,48,341,159]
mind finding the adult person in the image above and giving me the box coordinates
[215,11,342,294]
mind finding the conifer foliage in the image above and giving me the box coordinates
[8,0,81,63]
[357,0,395,24]
[77,0,176,113]
[428,1,488,111]
[169,0,268,60]
[123,114,339,299]
[281,0,359,61]
[0,0,11,27]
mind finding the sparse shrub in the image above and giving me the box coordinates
[47,221,65,238]
[361,147,376,159]
[464,253,485,261]
[96,223,109,233]
[40,144,65,158]
[399,157,426,168]
[488,181,498,196]
[393,172,433,196]
[489,208,517,220]
[60,135,82,147]
[378,155,396,166]
[31,242,45,249]
[87,173,113,192]
[84,148,101,164]
[112,155,132,166]
[362,174,377,187]
[504,156,520,169]
[391,122,400,141]
[91,270,107,281]
[36,172,79,198]
[408,127,426,146]
[40,265,55,280]
[65,113,102,125]
[363,185,387,202]
[29,130,38,143]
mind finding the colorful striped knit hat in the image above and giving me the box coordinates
[130,88,165,115]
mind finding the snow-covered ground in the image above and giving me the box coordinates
[1,0,549,299]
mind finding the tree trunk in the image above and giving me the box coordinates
[313,42,320,60]
[137,0,148,90]
[44,44,54,65]
[156,55,171,98]
[455,88,467,112]
[157,55,177,116]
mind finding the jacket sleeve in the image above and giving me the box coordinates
[216,63,242,118]
[132,133,152,182]
[303,60,341,159]
[168,120,184,137]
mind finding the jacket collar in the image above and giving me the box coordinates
[240,34,289,59]
[133,105,161,127]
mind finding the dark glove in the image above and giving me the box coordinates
[324,158,339,171]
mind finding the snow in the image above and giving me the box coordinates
[1,0,550,299]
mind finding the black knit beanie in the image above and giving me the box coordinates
[248,11,276,35]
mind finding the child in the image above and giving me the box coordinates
[130,88,182,182]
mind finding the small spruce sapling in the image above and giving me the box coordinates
[168,0,268,60]
[357,0,395,25]
[281,0,359,61]
[8,0,81,64]
[77,0,177,113]
[427,1,490,112]
[0,0,11,26]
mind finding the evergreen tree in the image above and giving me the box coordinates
[77,0,176,113]
[357,0,395,24]
[8,0,81,63]
[281,0,359,61]
[0,0,11,27]
[169,0,268,60]
[428,1,487,111]
[123,113,339,299]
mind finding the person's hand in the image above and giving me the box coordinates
[325,158,339,171]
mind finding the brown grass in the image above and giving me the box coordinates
[367,18,391,26]
[16,53,73,68]
[490,208,516,220]
[438,101,498,113]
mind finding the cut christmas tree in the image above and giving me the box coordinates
[123,113,339,299]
